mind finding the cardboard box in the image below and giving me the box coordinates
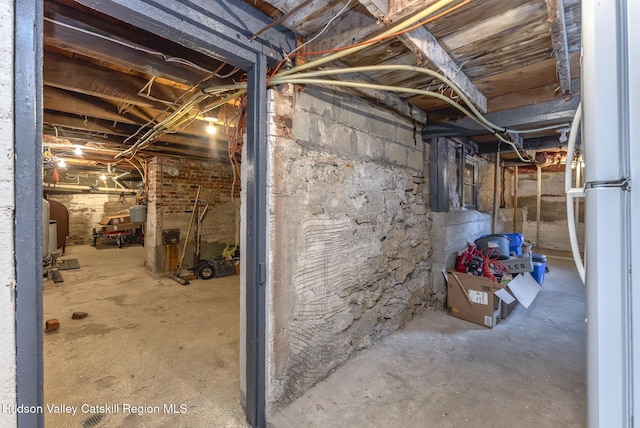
[496,287,517,319]
[103,222,141,233]
[504,272,542,309]
[447,272,506,329]
[447,271,542,328]
[99,214,131,226]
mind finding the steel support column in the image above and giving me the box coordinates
[244,53,268,428]
[14,0,44,427]
[16,1,285,427]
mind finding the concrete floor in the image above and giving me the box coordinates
[269,257,586,428]
[43,244,247,427]
[44,246,585,428]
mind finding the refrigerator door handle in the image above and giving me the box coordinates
[565,102,585,283]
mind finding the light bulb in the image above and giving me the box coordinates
[206,124,216,135]
[58,159,66,167]
[75,146,83,155]
[100,174,106,181]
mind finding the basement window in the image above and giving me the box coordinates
[462,157,478,208]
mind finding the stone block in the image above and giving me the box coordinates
[385,143,407,166]
[407,149,425,171]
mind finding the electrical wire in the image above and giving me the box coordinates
[113,0,533,164]
[44,17,216,75]
[284,0,353,60]
[269,76,532,162]
[115,0,461,159]
[508,123,572,134]
[282,0,472,62]
[276,0,458,78]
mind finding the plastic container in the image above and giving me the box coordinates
[531,253,547,284]
[502,233,524,256]
[48,220,58,254]
[474,234,511,260]
[129,205,147,223]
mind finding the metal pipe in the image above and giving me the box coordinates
[492,152,500,233]
[513,166,519,232]
[458,142,464,207]
[42,183,136,194]
[536,165,542,252]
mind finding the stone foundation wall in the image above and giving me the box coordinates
[266,86,433,410]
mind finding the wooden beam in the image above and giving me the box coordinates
[44,51,189,110]
[545,0,572,94]
[43,86,221,138]
[43,19,207,89]
[358,0,487,112]
[399,26,487,112]
[331,61,428,124]
[43,111,228,152]
[44,86,155,125]
[422,96,581,138]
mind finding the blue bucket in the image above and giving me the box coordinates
[531,254,547,284]
[502,233,524,257]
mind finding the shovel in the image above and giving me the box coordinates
[169,186,200,285]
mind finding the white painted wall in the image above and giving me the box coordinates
[0,0,17,425]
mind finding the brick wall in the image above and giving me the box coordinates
[146,156,240,275]
[148,157,240,214]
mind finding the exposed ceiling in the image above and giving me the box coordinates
[43,0,581,186]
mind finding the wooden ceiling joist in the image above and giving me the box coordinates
[545,0,573,94]
[43,19,208,89]
[359,0,487,113]
[44,51,191,110]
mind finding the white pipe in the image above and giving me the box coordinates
[43,183,136,194]
[111,178,126,190]
[276,77,533,162]
[276,0,457,77]
[117,0,459,158]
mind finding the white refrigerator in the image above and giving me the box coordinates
[566,1,639,426]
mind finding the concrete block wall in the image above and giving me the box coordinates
[426,140,515,294]
[0,0,16,424]
[266,85,433,411]
[518,168,583,251]
[145,156,240,275]
[45,193,138,245]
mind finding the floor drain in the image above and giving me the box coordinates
[82,413,104,427]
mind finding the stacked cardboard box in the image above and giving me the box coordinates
[98,214,141,233]
[447,271,542,329]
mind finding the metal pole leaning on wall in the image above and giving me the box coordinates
[536,165,542,252]
[493,152,500,232]
[513,166,519,232]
